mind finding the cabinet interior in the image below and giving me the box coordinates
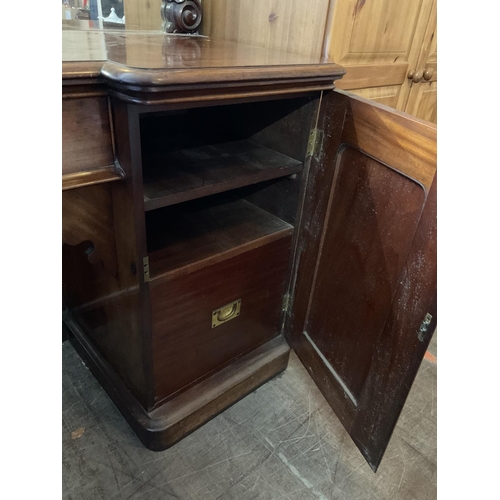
[140,95,319,280]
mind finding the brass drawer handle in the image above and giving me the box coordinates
[212,299,241,328]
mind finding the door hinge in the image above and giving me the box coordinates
[417,313,433,342]
[307,128,324,157]
[282,293,291,313]
[143,257,150,283]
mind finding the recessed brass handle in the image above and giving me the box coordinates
[423,67,434,81]
[212,299,241,328]
[218,303,237,321]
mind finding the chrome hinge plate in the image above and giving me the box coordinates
[307,128,324,157]
[143,257,150,283]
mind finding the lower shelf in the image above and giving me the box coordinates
[64,313,290,451]
[146,197,294,280]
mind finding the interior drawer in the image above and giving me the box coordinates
[150,234,292,406]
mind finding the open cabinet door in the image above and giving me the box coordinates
[286,90,437,471]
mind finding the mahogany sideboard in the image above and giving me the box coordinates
[62,30,437,472]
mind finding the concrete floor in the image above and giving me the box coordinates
[62,334,436,500]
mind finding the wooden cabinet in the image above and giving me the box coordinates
[326,0,437,122]
[404,0,437,122]
[62,31,436,472]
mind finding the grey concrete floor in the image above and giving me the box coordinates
[62,334,437,500]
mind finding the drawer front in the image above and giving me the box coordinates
[62,97,114,175]
[150,235,292,405]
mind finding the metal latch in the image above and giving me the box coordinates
[417,313,433,342]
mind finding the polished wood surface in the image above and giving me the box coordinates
[62,181,148,406]
[62,165,125,191]
[62,97,114,175]
[146,198,293,279]
[62,30,344,73]
[62,31,344,106]
[62,184,117,273]
[62,34,437,466]
[143,140,302,211]
[151,234,292,405]
[339,90,436,192]
[287,90,437,471]
[305,147,425,400]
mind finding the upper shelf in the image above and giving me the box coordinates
[143,140,302,211]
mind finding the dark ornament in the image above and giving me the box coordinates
[161,0,203,34]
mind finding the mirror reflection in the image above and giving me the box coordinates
[62,1,161,31]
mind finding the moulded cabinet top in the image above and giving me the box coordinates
[62,30,345,91]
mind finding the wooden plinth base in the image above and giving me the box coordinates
[64,314,290,451]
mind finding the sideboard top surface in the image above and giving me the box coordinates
[62,30,345,88]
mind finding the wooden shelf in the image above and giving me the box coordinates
[146,199,294,280]
[142,140,302,211]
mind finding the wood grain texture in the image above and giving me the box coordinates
[304,147,426,402]
[62,181,148,406]
[150,235,292,405]
[66,313,290,451]
[146,199,293,279]
[62,184,117,275]
[62,96,114,174]
[404,0,437,123]
[287,89,437,470]
[350,177,436,470]
[201,0,331,58]
[335,64,408,91]
[142,140,302,211]
[326,0,435,113]
[338,90,437,192]
[351,85,401,108]
[124,0,162,30]
[62,31,345,104]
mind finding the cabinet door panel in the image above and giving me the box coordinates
[288,90,436,471]
[327,0,435,111]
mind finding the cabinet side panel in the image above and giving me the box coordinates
[62,183,149,407]
[62,97,114,174]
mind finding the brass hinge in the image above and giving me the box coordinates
[307,128,324,157]
[143,257,150,283]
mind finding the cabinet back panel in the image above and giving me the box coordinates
[150,235,292,405]
[305,146,425,402]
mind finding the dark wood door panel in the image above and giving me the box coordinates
[305,146,426,403]
[288,90,437,471]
